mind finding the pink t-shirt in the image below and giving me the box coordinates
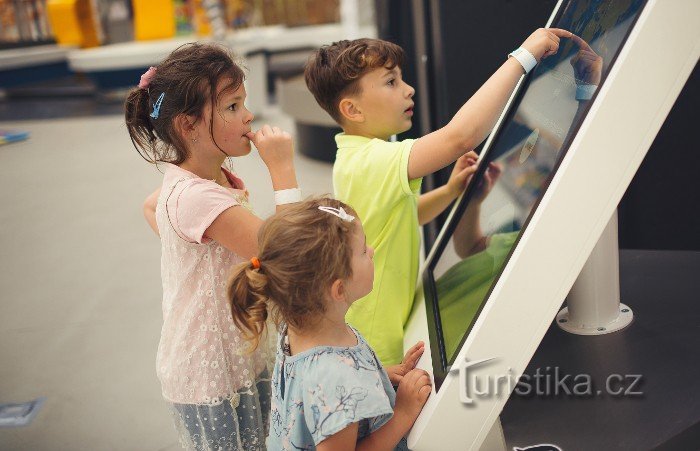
[155,163,273,405]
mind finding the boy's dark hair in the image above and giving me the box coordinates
[304,38,405,124]
[124,42,245,165]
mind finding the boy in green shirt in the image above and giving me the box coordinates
[304,28,571,365]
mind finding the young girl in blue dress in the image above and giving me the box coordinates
[228,197,431,450]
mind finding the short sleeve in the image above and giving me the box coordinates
[301,352,393,445]
[366,139,422,202]
[167,179,241,244]
[397,139,422,196]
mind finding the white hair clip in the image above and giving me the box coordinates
[318,206,355,222]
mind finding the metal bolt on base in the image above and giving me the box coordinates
[557,303,634,335]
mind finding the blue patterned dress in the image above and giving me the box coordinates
[267,324,408,450]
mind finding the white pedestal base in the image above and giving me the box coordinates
[557,303,634,335]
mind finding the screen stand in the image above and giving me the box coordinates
[556,211,634,335]
[480,417,507,451]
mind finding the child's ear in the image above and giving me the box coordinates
[174,113,199,141]
[338,97,364,124]
[330,279,346,303]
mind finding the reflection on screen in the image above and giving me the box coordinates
[428,0,646,372]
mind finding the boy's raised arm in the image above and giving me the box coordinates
[407,28,572,181]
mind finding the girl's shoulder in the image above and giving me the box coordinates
[161,164,248,205]
[278,330,394,446]
[157,164,252,244]
[283,329,384,388]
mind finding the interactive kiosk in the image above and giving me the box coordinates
[403,0,700,449]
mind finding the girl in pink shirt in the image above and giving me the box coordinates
[125,43,299,450]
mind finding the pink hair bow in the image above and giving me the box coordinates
[138,66,157,89]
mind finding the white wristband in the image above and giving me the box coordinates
[576,84,598,101]
[274,188,302,205]
[508,47,538,74]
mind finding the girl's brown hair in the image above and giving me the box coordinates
[124,42,245,165]
[228,198,358,351]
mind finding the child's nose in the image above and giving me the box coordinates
[405,83,415,98]
[244,107,254,124]
[368,246,375,259]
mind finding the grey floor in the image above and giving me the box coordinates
[501,250,700,451]
[0,103,333,450]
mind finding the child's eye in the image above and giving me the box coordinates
[227,103,237,111]
[387,79,395,86]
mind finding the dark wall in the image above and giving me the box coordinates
[374,0,426,141]
[618,62,700,251]
[376,0,557,248]
[376,0,699,251]
[425,0,558,129]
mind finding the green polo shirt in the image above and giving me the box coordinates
[333,133,422,365]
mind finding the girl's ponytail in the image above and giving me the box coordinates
[228,260,271,352]
[124,87,159,163]
[227,198,357,341]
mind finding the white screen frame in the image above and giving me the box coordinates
[404,1,700,449]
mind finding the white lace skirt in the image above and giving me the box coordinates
[170,372,272,450]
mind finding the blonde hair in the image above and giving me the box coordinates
[228,198,358,351]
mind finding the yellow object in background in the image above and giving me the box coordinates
[191,0,212,37]
[132,0,176,40]
[47,0,102,48]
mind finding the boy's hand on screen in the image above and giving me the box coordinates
[521,28,573,61]
[447,152,479,198]
[386,341,425,385]
[473,162,502,203]
[247,125,294,172]
[570,34,603,85]
[395,368,432,421]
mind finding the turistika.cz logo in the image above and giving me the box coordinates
[448,357,643,405]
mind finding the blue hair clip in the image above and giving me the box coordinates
[150,92,165,119]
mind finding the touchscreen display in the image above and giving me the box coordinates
[425,0,647,386]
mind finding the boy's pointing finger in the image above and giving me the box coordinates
[548,28,574,38]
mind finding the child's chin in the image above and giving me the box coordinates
[233,145,252,157]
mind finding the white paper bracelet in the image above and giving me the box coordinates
[576,84,598,101]
[508,47,538,74]
[274,188,302,205]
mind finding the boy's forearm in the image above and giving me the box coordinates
[356,410,413,451]
[453,204,486,258]
[418,186,458,226]
[446,58,524,151]
[408,58,524,180]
